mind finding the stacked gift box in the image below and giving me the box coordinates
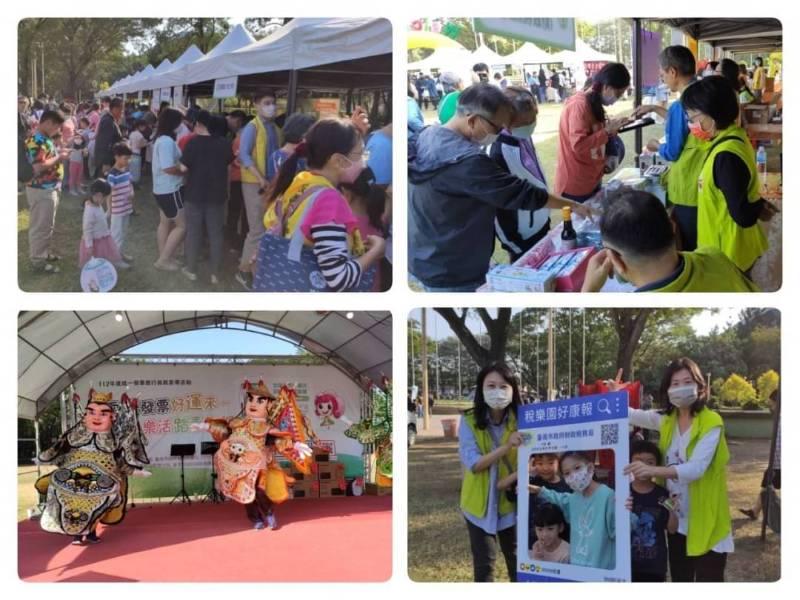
[289,448,347,499]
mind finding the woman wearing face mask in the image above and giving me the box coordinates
[554,62,631,202]
[618,357,733,582]
[236,89,284,289]
[253,119,386,292]
[458,362,523,582]
[681,77,776,276]
[491,86,553,263]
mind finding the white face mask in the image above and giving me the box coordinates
[602,93,619,106]
[483,387,512,410]
[260,104,277,118]
[512,123,536,139]
[565,464,593,492]
[668,384,698,408]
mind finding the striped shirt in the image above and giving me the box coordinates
[309,223,363,291]
[107,168,134,216]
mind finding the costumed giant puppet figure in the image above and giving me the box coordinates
[35,389,150,545]
[191,380,316,530]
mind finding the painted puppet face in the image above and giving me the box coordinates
[83,402,114,433]
[246,393,269,419]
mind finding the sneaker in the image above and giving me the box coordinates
[234,271,251,291]
[153,260,179,272]
[210,274,220,286]
[122,253,134,262]
[181,267,198,282]
[114,261,131,270]
[45,253,61,262]
[85,531,101,544]
[35,262,60,274]
[253,520,265,530]
[71,535,83,546]
[266,511,277,530]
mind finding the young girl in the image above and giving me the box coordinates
[530,503,570,563]
[340,167,389,291]
[79,179,128,270]
[68,134,88,195]
[255,119,386,292]
[530,451,616,569]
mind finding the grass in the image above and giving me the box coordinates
[408,435,780,582]
[18,177,251,293]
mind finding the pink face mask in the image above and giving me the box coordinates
[689,121,713,141]
[340,156,365,184]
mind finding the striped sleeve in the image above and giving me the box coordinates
[309,222,362,292]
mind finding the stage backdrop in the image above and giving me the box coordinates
[73,363,366,497]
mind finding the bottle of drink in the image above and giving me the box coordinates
[757,145,768,185]
[561,207,578,251]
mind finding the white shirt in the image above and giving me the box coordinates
[129,130,148,155]
[82,203,111,246]
[151,135,183,195]
[629,408,734,554]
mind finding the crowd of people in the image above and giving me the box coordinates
[458,358,741,582]
[407,47,779,293]
[18,89,393,291]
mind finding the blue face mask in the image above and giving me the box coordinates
[511,123,536,139]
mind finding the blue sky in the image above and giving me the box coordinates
[122,325,299,356]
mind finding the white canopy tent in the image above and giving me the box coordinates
[471,44,511,71]
[551,38,616,66]
[504,42,554,67]
[152,18,391,89]
[135,44,205,93]
[407,46,472,72]
[18,311,392,420]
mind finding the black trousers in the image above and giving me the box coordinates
[245,487,273,523]
[632,571,667,582]
[184,201,224,276]
[465,519,516,582]
[668,532,727,582]
[225,180,247,249]
[671,204,698,252]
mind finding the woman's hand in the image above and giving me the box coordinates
[604,368,625,391]
[759,201,779,221]
[507,431,523,449]
[350,106,370,136]
[623,460,655,480]
[581,249,613,293]
[605,118,627,136]
[365,235,386,258]
[570,201,595,222]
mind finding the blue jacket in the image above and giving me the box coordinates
[408,125,550,287]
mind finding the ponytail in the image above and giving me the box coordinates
[585,62,631,124]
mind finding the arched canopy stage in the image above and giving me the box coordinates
[18,311,392,422]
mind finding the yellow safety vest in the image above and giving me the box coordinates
[663,130,708,208]
[696,126,767,271]
[650,247,760,292]
[460,410,518,520]
[240,116,283,184]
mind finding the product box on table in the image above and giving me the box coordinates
[486,265,556,292]
[319,480,347,498]
[291,478,319,499]
[532,247,597,292]
[316,461,346,482]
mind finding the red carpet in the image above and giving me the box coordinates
[19,496,392,582]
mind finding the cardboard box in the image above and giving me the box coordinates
[313,448,331,463]
[291,479,318,499]
[316,462,345,482]
[319,480,347,498]
[365,483,392,496]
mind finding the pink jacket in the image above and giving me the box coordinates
[554,91,609,197]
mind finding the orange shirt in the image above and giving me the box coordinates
[230,134,242,182]
[554,91,609,197]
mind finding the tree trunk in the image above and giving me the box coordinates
[611,308,653,380]
[436,308,512,368]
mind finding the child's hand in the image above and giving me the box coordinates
[625,495,633,512]
[528,484,542,495]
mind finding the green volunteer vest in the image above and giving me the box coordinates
[663,131,708,208]
[658,407,732,557]
[651,247,760,292]
[697,125,768,271]
[460,410,518,520]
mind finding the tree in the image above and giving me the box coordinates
[756,370,780,406]
[610,309,654,381]
[244,18,290,39]
[435,308,512,368]
[719,374,757,408]
[743,326,780,380]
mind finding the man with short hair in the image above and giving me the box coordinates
[24,109,68,274]
[581,189,759,292]
[93,97,123,177]
[408,83,590,292]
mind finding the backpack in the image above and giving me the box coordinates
[18,137,33,183]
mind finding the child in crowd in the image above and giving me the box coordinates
[68,134,88,196]
[128,120,149,185]
[530,451,616,569]
[530,503,571,563]
[627,440,679,582]
[79,179,128,270]
[106,143,135,262]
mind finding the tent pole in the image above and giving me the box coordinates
[287,70,299,114]
[633,18,643,155]
[34,417,41,479]
[421,309,430,432]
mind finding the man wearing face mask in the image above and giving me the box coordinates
[491,86,552,263]
[619,358,734,582]
[408,83,592,292]
[237,89,284,289]
[581,189,760,292]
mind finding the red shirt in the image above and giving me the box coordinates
[229,134,242,182]
[554,91,609,197]
[177,132,196,152]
